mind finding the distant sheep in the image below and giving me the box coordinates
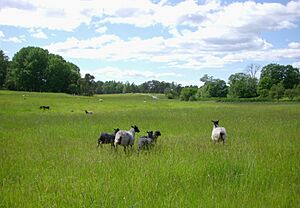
[211,120,227,144]
[85,110,93,115]
[138,131,154,151]
[114,125,140,152]
[97,128,120,148]
[40,105,50,110]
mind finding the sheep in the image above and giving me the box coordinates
[85,110,93,115]
[40,105,50,110]
[211,120,227,144]
[138,131,154,151]
[97,128,120,148]
[114,125,140,152]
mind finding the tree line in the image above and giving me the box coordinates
[0,47,182,96]
[180,63,300,101]
[1,47,300,101]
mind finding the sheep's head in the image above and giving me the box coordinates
[154,130,161,137]
[114,128,120,134]
[132,125,140,133]
[147,131,153,137]
[211,120,219,128]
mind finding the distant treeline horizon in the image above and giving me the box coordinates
[1,46,300,101]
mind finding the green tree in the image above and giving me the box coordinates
[78,73,96,96]
[10,47,49,91]
[258,64,300,95]
[180,87,198,101]
[284,85,300,101]
[269,82,285,101]
[198,75,228,98]
[0,50,9,88]
[46,54,70,92]
[164,87,179,99]
[228,73,258,98]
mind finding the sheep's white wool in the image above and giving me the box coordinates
[211,126,227,143]
[114,128,136,147]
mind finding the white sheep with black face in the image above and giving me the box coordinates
[114,125,140,152]
[211,120,227,144]
[85,110,93,115]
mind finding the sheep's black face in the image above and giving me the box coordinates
[147,131,153,137]
[155,131,161,136]
[132,125,140,133]
[114,128,120,134]
[212,120,219,127]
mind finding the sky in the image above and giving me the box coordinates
[0,0,300,86]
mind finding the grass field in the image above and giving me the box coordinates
[0,90,299,207]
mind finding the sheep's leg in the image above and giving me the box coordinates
[123,146,127,153]
[97,140,102,148]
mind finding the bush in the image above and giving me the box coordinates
[269,83,285,101]
[180,87,198,101]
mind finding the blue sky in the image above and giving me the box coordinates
[0,0,300,86]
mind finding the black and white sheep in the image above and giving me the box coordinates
[211,120,227,144]
[97,128,120,148]
[85,110,93,115]
[114,125,140,152]
[137,131,154,151]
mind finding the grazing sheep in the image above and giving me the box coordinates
[40,105,50,110]
[114,125,140,152]
[211,120,227,144]
[97,128,120,148]
[85,110,93,115]
[152,130,161,143]
[138,131,154,151]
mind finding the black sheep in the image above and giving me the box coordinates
[97,128,120,148]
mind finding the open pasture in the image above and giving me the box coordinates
[0,90,299,207]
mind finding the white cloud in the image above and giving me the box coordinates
[288,42,300,49]
[4,35,26,43]
[95,26,107,34]
[29,28,48,39]
[0,30,4,38]
[2,0,300,71]
[85,66,182,80]
[0,0,299,36]
[292,62,300,68]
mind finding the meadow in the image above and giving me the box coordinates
[0,90,299,207]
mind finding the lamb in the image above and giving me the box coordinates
[85,110,93,115]
[211,120,227,144]
[97,128,120,148]
[138,131,154,151]
[114,125,140,152]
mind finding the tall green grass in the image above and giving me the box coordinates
[0,90,299,207]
